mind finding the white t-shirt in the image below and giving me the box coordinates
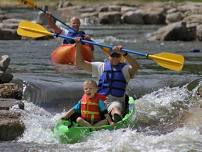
[60,27,69,35]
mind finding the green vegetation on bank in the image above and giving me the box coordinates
[71,0,202,3]
[0,0,56,8]
[1,0,202,8]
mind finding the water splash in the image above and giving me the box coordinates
[17,102,61,143]
[134,86,192,134]
[104,36,137,44]
[7,84,202,151]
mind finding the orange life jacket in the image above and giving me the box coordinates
[81,93,106,123]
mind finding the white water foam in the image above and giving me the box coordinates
[9,85,202,151]
[15,101,62,144]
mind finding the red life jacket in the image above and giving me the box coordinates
[81,93,106,123]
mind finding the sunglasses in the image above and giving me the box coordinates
[110,53,121,58]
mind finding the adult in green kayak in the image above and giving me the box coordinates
[62,80,114,127]
[74,38,139,122]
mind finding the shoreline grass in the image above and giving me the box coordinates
[1,0,202,8]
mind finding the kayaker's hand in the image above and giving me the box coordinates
[74,37,81,44]
[104,97,109,106]
[112,45,125,55]
[84,34,91,40]
[109,121,115,126]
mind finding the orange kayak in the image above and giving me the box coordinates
[51,44,93,65]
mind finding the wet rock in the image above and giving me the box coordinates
[148,21,196,41]
[0,55,10,72]
[79,7,97,14]
[81,12,99,25]
[0,110,25,141]
[0,70,13,83]
[0,98,24,110]
[0,18,22,40]
[58,6,84,22]
[98,5,121,12]
[0,83,23,100]
[98,12,122,24]
[186,78,202,91]
[143,7,166,25]
[53,2,202,41]
[0,55,15,84]
[0,14,7,22]
[121,6,137,13]
[121,10,144,24]
[183,14,202,26]
[166,11,183,24]
[0,28,20,40]
[197,24,202,41]
[58,0,73,8]
[0,55,25,141]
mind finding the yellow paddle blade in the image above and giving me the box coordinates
[18,0,36,8]
[17,20,52,38]
[148,52,184,72]
[102,47,110,56]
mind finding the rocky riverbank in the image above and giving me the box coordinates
[0,55,24,141]
[1,1,202,41]
[57,1,202,41]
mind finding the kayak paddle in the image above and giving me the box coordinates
[18,0,76,32]
[17,20,184,72]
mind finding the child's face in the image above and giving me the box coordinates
[83,82,97,98]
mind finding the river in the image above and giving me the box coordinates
[0,9,202,152]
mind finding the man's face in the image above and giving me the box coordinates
[70,18,80,31]
[109,53,122,65]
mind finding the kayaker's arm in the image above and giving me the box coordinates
[61,108,75,120]
[44,12,62,34]
[123,54,139,77]
[105,113,114,126]
[75,38,92,72]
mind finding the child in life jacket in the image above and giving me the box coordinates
[62,80,114,127]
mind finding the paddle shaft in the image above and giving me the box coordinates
[56,34,148,57]
[56,34,182,65]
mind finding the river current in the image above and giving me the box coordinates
[0,9,202,152]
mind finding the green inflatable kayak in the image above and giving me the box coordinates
[53,96,135,143]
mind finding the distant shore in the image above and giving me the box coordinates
[1,0,201,9]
